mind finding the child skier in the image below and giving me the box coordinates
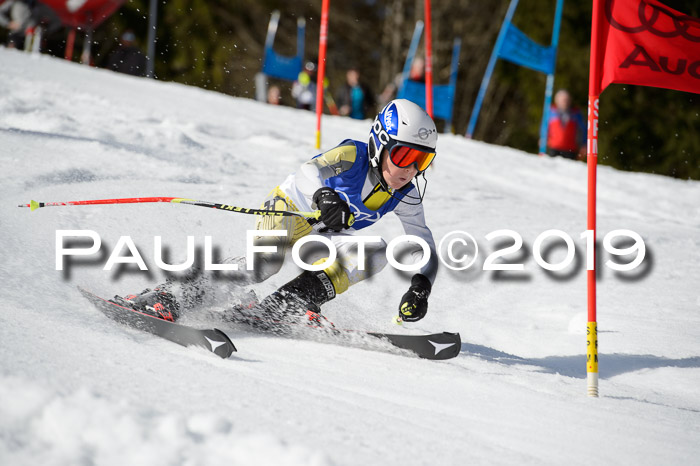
[118,99,439,326]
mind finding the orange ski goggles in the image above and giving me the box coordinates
[389,145,436,173]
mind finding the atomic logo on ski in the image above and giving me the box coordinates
[205,336,227,352]
[428,340,456,356]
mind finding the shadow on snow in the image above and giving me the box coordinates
[461,342,700,379]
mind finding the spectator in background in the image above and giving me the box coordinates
[107,30,147,77]
[337,68,375,120]
[28,2,61,43]
[0,0,33,49]
[292,61,317,110]
[546,89,586,160]
[408,56,426,83]
[267,85,281,105]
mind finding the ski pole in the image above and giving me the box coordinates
[18,196,322,220]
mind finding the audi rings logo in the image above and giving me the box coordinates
[605,0,700,42]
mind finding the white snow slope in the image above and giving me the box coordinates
[1,48,699,466]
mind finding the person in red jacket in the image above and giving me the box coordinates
[546,89,586,160]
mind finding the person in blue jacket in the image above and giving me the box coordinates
[120,99,439,326]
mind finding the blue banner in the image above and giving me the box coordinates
[261,11,305,82]
[262,50,302,82]
[400,81,456,122]
[498,22,556,75]
[466,0,564,142]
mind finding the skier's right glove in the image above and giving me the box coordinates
[398,274,432,322]
[313,187,355,232]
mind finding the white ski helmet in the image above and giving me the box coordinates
[368,99,438,173]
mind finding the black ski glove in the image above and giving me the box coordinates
[398,274,432,322]
[313,187,355,232]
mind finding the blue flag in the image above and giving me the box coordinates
[498,22,556,75]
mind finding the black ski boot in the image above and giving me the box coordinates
[113,285,181,322]
[255,270,337,329]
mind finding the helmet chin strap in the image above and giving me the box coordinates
[396,172,428,206]
[373,152,428,206]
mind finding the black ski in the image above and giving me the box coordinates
[223,308,461,360]
[79,287,236,359]
[367,331,461,360]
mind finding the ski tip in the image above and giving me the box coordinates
[30,200,40,211]
[213,328,237,357]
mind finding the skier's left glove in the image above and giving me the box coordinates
[398,274,431,322]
